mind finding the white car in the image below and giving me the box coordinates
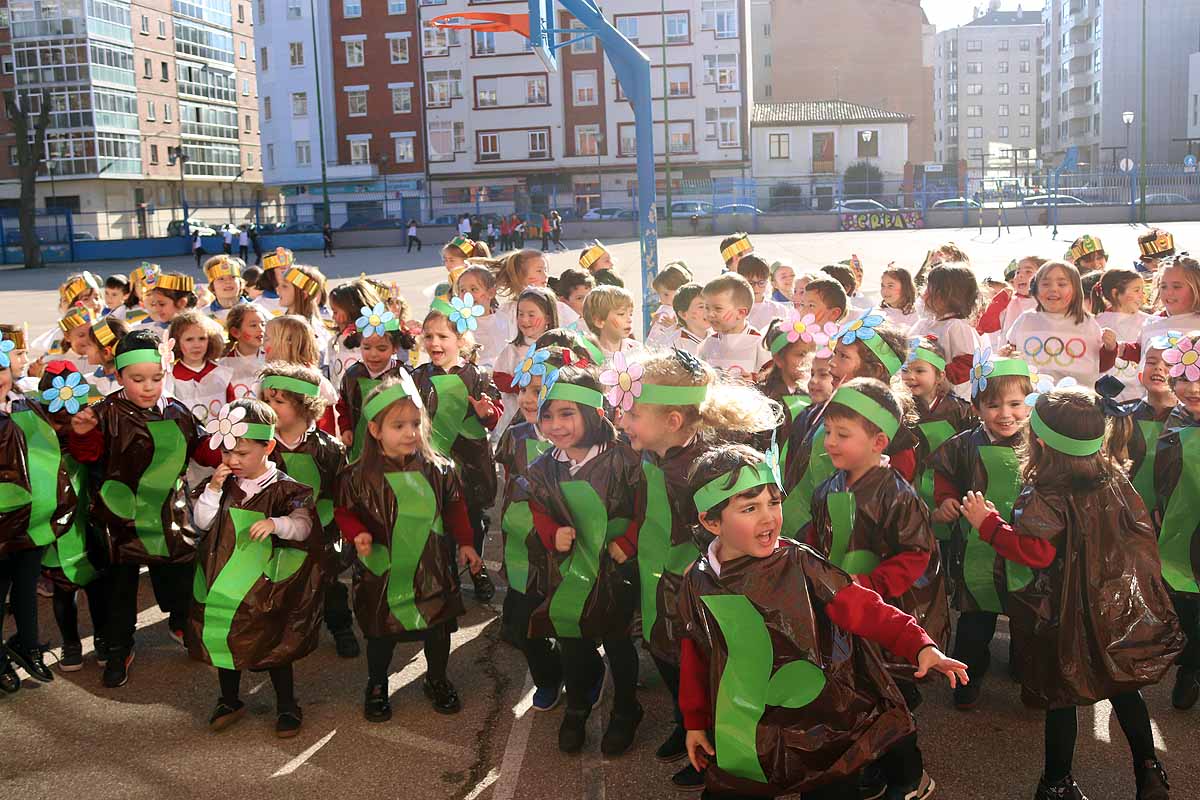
[582,207,625,221]
[831,199,894,214]
[1020,194,1086,207]
[931,197,981,210]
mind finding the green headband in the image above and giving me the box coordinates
[990,358,1031,379]
[861,334,904,376]
[637,383,709,406]
[430,298,455,318]
[693,461,777,513]
[911,347,946,370]
[544,381,604,409]
[261,375,320,397]
[364,384,414,422]
[239,422,276,442]
[1030,407,1104,456]
[114,349,163,370]
[828,386,900,438]
[768,332,793,356]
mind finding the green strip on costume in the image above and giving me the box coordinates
[828,387,899,439]
[281,453,334,527]
[6,411,61,546]
[701,594,826,785]
[544,382,604,409]
[547,481,611,638]
[350,377,383,462]
[782,426,834,538]
[1131,419,1164,516]
[1030,407,1104,456]
[1158,427,1200,594]
[359,471,439,630]
[917,420,958,542]
[964,446,1031,612]
[98,419,186,559]
[825,491,881,576]
[42,457,97,586]
[525,437,552,465]
[638,462,699,642]
[429,374,487,457]
[502,501,534,594]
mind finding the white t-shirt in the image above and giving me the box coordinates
[1137,312,1200,358]
[473,311,512,369]
[599,338,643,365]
[747,299,790,332]
[223,228,233,244]
[908,316,981,400]
[407,224,417,237]
[698,326,770,379]
[997,294,1038,347]
[1096,310,1152,401]
[881,305,917,331]
[238,230,249,246]
[646,305,679,350]
[1006,310,1104,389]
[848,294,874,314]
[671,327,707,356]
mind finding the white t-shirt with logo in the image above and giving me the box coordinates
[1096,310,1152,401]
[698,326,770,379]
[1006,310,1104,389]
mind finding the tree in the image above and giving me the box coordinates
[4,91,51,269]
[843,160,884,204]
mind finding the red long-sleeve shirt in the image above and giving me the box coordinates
[494,372,516,395]
[334,497,474,549]
[976,290,1012,336]
[944,352,976,387]
[67,427,223,467]
[530,496,640,559]
[976,511,1057,569]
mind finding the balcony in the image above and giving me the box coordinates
[1068,69,1093,92]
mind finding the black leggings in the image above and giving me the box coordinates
[218,664,296,712]
[0,547,43,652]
[105,562,191,657]
[952,610,998,682]
[52,581,111,647]
[652,654,683,726]
[323,578,352,634]
[503,589,562,691]
[560,635,640,715]
[365,623,451,687]
[1043,692,1156,782]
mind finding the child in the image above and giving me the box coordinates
[67,329,222,688]
[255,247,294,317]
[962,386,1181,800]
[442,234,479,290]
[59,271,104,318]
[494,287,559,434]
[822,264,871,314]
[582,285,639,363]
[327,280,382,389]
[679,444,966,799]
[201,255,246,324]
[808,378,950,799]
[796,276,848,327]
[1112,256,1200,367]
[220,303,267,400]
[488,249,579,326]
[457,264,512,369]
[85,316,128,396]
[188,398,320,739]
[995,256,1044,342]
[103,274,137,321]
[57,306,99,371]
[719,232,752,271]
[879,265,917,330]
[277,264,330,351]
[739,255,790,331]
[929,352,1032,709]
[412,298,503,601]
[1137,228,1175,275]
[264,315,338,410]
[337,308,406,462]
[126,262,159,326]
[259,363,358,659]
[144,273,198,330]
[553,267,595,323]
[910,263,982,399]
[669,283,709,355]
[335,375,481,720]
[1094,268,1152,401]
[167,311,234,427]
[1105,334,1176,515]
[1067,233,1107,274]
[770,260,795,304]
[807,351,835,405]
[698,274,771,379]
[619,351,780,789]
[646,262,691,349]
[759,317,817,410]
[579,240,623,287]
[524,365,645,755]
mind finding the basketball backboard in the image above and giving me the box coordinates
[528,0,557,72]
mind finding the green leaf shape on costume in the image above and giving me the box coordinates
[429,374,487,457]
[783,426,834,537]
[964,446,1031,611]
[1132,419,1164,517]
[525,437,552,465]
[0,484,32,513]
[43,457,97,586]
[637,462,700,642]
[917,420,958,542]
[502,500,534,593]
[1159,427,1200,593]
[702,593,827,785]
[547,481,612,638]
[350,377,383,462]
[11,410,63,546]
[99,419,186,559]
[826,490,880,576]
[281,452,334,527]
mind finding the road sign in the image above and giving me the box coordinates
[1119,158,1134,173]
[1185,154,1197,174]
[924,164,944,173]
[528,0,556,72]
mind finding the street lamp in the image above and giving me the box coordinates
[46,158,57,212]
[1123,110,1134,165]
[594,132,604,211]
[228,167,245,223]
[378,153,389,220]
[168,145,190,235]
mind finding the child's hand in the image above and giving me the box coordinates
[914,645,970,688]
[607,541,628,564]
[70,407,98,435]
[341,429,354,447]
[555,526,576,553]
[998,343,1018,357]
[26,358,45,378]
[248,518,277,540]
[932,498,962,524]
[458,544,482,574]
[686,730,714,772]
[208,463,233,492]
[468,395,497,419]
[353,532,373,558]
[1101,327,1117,351]
[960,491,996,530]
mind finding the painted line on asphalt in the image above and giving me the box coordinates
[490,676,535,800]
[271,729,337,777]
[582,670,610,800]
[1092,700,1111,744]
[368,727,472,759]
[386,616,494,699]
[463,767,501,800]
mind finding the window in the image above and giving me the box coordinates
[706,107,738,146]
[287,0,302,18]
[967,83,983,95]
[573,70,597,105]
[244,113,252,133]
[968,127,983,138]
[479,133,499,160]
[763,53,771,67]
[146,100,156,121]
[143,57,152,78]
[246,150,254,170]
[140,15,149,34]
[570,21,595,53]
[1019,38,1031,51]
[999,125,1009,137]
[347,90,367,116]
[575,124,599,156]
[1019,125,1031,137]
[429,121,454,161]
[426,70,462,106]
[701,0,737,38]
[453,121,465,151]
[343,0,362,17]
[1019,82,1030,95]
[616,16,638,42]
[389,36,409,63]
[474,31,495,55]
[260,47,268,69]
[158,19,166,37]
[665,13,689,43]
[238,4,244,22]
[350,139,370,164]
[998,61,1008,73]
[666,65,691,96]
[1019,103,1030,116]
[476,78,497,107]
[703,53,738,91]
[968,147,982,158]
[966,39,982,51]
[289,41,304,67]
[998,82,1009,95]
[239,41,247,59]
[856,129,878,157]
[391,86,411,113]
[529,130,548,158]
[999,39,1009,51]
[150,144,158,164]
[966,62,982,74]
[160,62,169,81]
[164,104,172,122]
[388,0,407,13]
[267,144,275,167]
[423,27,450,56]
[999,104,1009,116]
[292,91,307,116]
[263,96,271,120]
[242,79,250,96]
[394,135,414,162]
[526,76,547,104]
[669,121,693,153]
[1019,60,1030,73]
[295,140,311,165]
[345,40,364,67]
[966,105,983,117]
[768,132,789,159]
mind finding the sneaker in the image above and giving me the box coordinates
[102,650,134,688]
[670,763,705,792]
[94,637,109,667]
[364,683,392,723]
[886,770,935,800]
[332,628,361,659]
[558,708,589,754]
[531,682,563,712]
[1171,668,1199,711]
[656,725,688,763]
[1135,759,1169,800]
[60,642,84,673]
[275,707,303,739]
[860,762,887,800]
[471,566,495,603]
[600,704,644,756]
[423,677,462,714]
[1033,775,1088,800]
[588,663,607,710]
[5,636,53,683]
[208,699,246,731]
[0,660,19,694]
[953,680,982,711]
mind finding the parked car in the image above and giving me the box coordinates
[280,221,323,233]
[71,231,96,241]
[582,207,625,221]
[667,200,713,218]
[167,219,217,237]
[614,210,639,220]
[930,197,981,210]
[1020,194,1087,207]
[714,203,764,216]
[830,199,895,214]
[1143,193,1192,205]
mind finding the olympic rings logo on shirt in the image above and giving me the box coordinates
[189,399,224,424]
[1022,335,1087,367]
[231,382,257,399]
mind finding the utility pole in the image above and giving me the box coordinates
[310,0,331,227]
[659,0,672,235]
[1138,0,1148,224]
[168,145,190,235]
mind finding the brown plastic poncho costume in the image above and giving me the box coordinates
[679,542,913,796]
[340,362,404,463]
[494,421,551,595]
[1152,407,1200,596]
[0,395,75,559]
[412,361,502,501]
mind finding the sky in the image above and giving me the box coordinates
[921,0,1043,32]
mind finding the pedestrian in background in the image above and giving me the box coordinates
[249,226,263,265]
[237,225,250,262]
[406,219,422,253]
[222,224,233,255]
[192,229,205,269]
[323,223,335,258]
[550,211,567,251]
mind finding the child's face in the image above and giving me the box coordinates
[221,437,273,479]
[1173,378,1200,417]
[1035,267,1074,315]
[976,385,1029,439]
[117,361,165,408]
[901,359,940,400]
[522,256,549,288]
[147,290,182,323]
[443,250,467,272]
[212,275,241,303]
[332,305,350,327]
[807,359,834,403]
[518,376,541,422]
[1114,279,1145,313]
[772,267,795,299]
[742,273,768,303]
[880,275,903,307]
[679,296,708,332]
[422,317,461,368]
[272,265,288,285]
[703,290,748,334]
[457,273,495,311]
[65,325,95,359]
[246,284,263,300]
[565,285,589,317]
[700,485,781,561]
[361,334,398,374]
[622,402,675,454]
[1077,252,1106,273]
[369,401,422,458]
[74,289,101,314]
[823,414,886,474]
[263,388,306,432]
[1013,261,1038,295]
[774,345,808,386]
[539,399,587,452]
[597,304,634,342]
[1141,349,1174,398]
[656,287,677,309]
[798,290,839,325]
[277,280,297,309]
[233,311,265,352]
[592,253,613,272]
[177,323,210,365]
[516,299,549,340]
[104,286,128,310]
[7,349,27,378]
[1159,266,1196,316]
[829,341,865,385]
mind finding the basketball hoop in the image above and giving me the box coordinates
[426,12,531,39]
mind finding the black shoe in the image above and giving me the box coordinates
[275,706,303,739]
[208,699,246,731]
[558,708,589,753]
[94,637,109,667]
[471,566,495,602]
[656,725,687,763]
[60,642,83,672]
[600,704,644,756]
[1171,668,1199,710]
[954,679,983,710]
[1034,775,1088,800]
[886,770,934,800]
[5,636,53,683]
[423,677,461,714]
[0,661,19,694]
[860,762,887,800]
[671,763,705,792]
[332,628,360,659]
[1135,759,1169,800]
[102,650,134,688]
[364,683,392,722]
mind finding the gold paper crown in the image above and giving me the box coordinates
[721,235,753,264]
[263,247,294,270]
[1139,230,1175,258]
[1068,234,1105,263]
[130,262,161,291]
[284,267,321,298]
[156,273,195,294]
[91,318,119,349]
[447,235,476,258]
[1,328,26,350]
[59,306,95,332]
[579,241,609,270]
[60,272,100,306]
[204,256,243,282]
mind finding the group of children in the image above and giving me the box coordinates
[0,225,1197,800]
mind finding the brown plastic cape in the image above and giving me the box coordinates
[912,392,976,466]
[0,395,75,559]
[412,361,502,501]
[525,443,645,641]
[495,421,551,594]
[336,452,465,639]
[186,474,324,670]
[38,407,104,590]
[90,393,201,566]
[1008,478,1184,709]
[1152,407,1200,595]
[269,427,349,572]
[809,465,950,677]
[678,542,913,796]
[339,361,404,461]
